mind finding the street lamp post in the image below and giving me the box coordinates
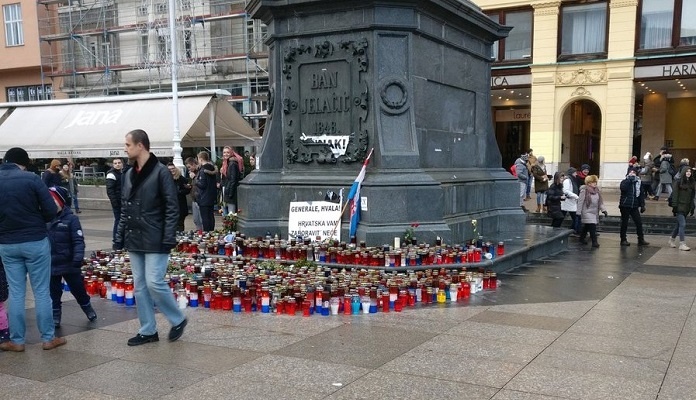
[168,0,183,168]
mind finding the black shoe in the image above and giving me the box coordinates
[168,318,188,342]
[620,240,630,246]
[76,210,82,214]
[81,303,97,322]
[127,332,159,346]
[592,242,600,248]
[638,240,650,246]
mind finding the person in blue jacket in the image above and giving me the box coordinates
[47,186,96,328]
[0,148,65,352]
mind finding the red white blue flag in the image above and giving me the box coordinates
[347,148,373,238]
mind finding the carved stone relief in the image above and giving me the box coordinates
[281,38,369,164]
[571,86,592,97]
[556,68,607,86]
[532,1,561,16]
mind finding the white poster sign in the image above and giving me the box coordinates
[288,201,342,242]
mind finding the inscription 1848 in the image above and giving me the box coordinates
[300,61,351,137]
[283,38,369,164]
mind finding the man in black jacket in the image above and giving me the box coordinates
[195,151,217,231]
[618,167,650,247]
[114,130,187,346]
[105,158,123,241]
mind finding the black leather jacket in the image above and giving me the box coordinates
[106,167,122,209]
[115,154,179,253]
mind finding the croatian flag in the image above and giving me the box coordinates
[347,148,374,238]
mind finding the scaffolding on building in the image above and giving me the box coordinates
[37,0,269,125]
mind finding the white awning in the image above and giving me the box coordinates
[0,90,260,159]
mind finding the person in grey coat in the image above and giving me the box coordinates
[514,152,529,211]
[639,152,655,199]
[655,153,673,200]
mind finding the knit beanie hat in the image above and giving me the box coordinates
[3,147,31,167]
[580,164,591,172]
[48,186,70,208]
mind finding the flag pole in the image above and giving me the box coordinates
[326,148,374,241]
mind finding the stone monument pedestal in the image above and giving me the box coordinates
[240,0,525,245]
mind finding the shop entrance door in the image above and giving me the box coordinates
[563,100,601,174]
[495,120,529,171]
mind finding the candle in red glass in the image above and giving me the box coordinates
[98,278,106,298]
[221,291,233,311]
[343,297,352,315]
[286,297,297,315]
[302,300,312,317]
[461,281,471,297]
[242,293,252,312]
[474,248,482,263]
[483,272,490,289]
[394,296,404,312]
[276,298,285,314]
[490,272,498,289]
[497,241,505,256]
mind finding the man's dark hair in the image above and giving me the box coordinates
[184,157,197,166]
[127,129,150,151]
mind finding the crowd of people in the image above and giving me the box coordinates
[0,132,253,351]
[516,145,696,250]
[1,136,692,351]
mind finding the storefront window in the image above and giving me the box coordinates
[681,0,696,46]
[639,0,696,50]
[560,2,607,57]
[487,9,532,63]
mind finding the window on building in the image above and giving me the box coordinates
[681,0,696,46]
[157,33,171,61]
[6,85,52,102]
[560,2,607,58]
[639,0,696,50]
[139,32,149,63]
[487,9,532,62]
[3,3,24,46]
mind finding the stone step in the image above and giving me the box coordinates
[526,213,696,235]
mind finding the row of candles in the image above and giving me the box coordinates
[174,231,506,267]
[79,253,499,316]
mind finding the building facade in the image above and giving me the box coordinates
[477,0,696,187]
[0,0,53,103]
[1,0,268,122]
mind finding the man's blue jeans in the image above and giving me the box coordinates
[129,252,185,336]
[0,238,55,344]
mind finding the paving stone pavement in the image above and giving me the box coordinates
[2,209,696,399]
